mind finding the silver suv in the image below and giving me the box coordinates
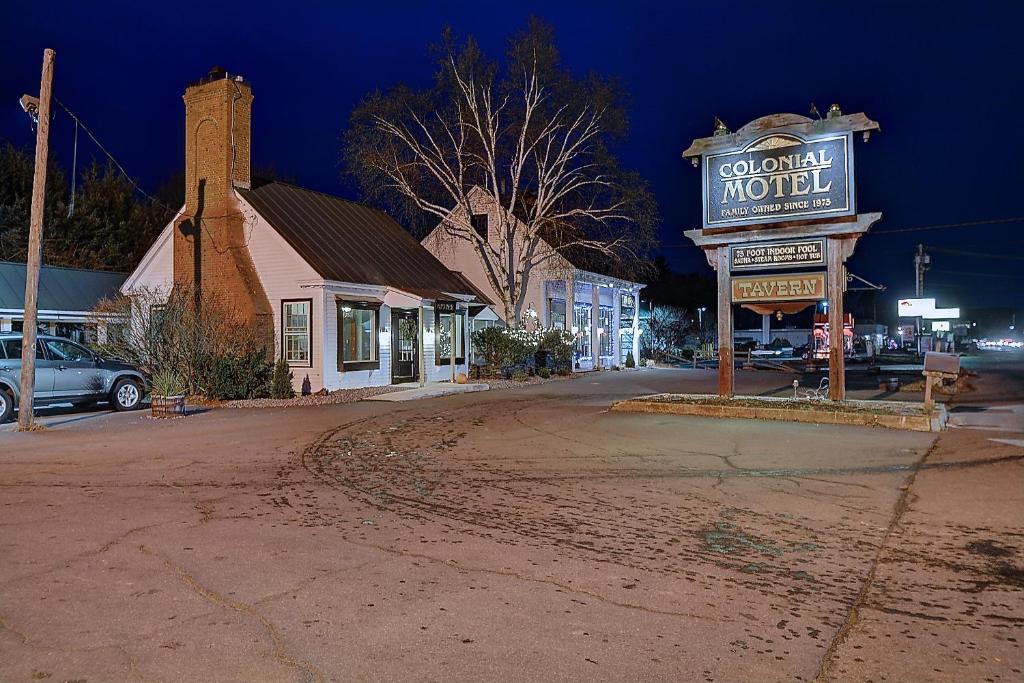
[0,334,147,422]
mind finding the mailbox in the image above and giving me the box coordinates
[922,352,961,407]
[923,352,960,377]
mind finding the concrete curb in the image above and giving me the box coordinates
[610,394,948,432]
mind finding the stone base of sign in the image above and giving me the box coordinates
[610,394,946,432]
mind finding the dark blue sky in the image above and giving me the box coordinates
[4,0,1023,319]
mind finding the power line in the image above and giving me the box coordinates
[659,215,1024,249]
[872,216,1024,235]
[925,246,1024,262]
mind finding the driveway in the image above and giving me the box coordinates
[1,369,1021,681]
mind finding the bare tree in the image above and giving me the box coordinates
[346,20,657,324]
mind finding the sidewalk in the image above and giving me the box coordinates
[364,381,490,402]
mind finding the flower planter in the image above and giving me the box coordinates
[151,394,186,419]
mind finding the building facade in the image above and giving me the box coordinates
[123,68,488,392]
[422,188,645,370]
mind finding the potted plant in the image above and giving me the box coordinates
[150,369,186,418]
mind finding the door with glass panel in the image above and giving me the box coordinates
[390,309,419,383]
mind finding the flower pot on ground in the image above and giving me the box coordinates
[150,370,186,418]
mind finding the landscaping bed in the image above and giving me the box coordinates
[223,385,405,409]
[479,373,579,391]
[611,393,946,432]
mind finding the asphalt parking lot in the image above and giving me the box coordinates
[1,367,1021,681]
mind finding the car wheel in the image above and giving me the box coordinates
[0,389,12,423]
[111,378,142,411]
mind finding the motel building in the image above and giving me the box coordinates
[123,68,490,392]
[422,187,645,370]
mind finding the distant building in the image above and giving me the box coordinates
[422,187,645,370]
[0,261,125,343]
[122,68,489,391]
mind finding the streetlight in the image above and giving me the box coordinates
[697,306,707,330]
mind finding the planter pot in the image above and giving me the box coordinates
[151,394,186,419]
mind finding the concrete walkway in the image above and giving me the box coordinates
[365,381,490,402]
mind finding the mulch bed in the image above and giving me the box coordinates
[636,394,933,417]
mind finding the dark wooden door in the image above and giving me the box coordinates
[391,309,419,383]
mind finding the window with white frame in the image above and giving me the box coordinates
[436,309,465,364]
[282,300,312,366]
[574,303,591,357]
[599,306,614,356]
[548,299,566,330]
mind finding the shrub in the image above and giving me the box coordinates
[511,369,528,382]
[197,349,273,400]
[612,364,621,371]
[270,358,294,399]
[92,284,274,400]
[537,367,551,379]
[537,328,574,370]
[557,367,571,376]
[472,326,538,376]
[625,351,635,368]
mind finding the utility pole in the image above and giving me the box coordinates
[913,243,930,355]
[17,48,55,431]
[914,243,930,297]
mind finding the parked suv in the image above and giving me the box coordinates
[0,334,147,422]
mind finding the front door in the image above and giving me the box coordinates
[391,309,419,383]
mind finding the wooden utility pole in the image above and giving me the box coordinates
[17,48,55,431]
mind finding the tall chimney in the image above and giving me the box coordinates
[173,67,271,337]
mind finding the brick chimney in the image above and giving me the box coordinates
[173,66,272,333]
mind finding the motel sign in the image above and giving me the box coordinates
[683,110,881,400]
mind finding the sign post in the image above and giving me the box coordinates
[683,110,881,401]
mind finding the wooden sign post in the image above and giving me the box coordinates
[683,110,881,401]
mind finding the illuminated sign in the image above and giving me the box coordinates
[731,239,825,270]
[704,132,855,229]
[731,272,827,303]
[897,298,960,319]
[931,321,950,332]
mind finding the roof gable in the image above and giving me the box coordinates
[239,182,475,300]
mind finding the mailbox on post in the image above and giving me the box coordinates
[922,352,961,408]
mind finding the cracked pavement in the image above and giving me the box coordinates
[1,365,1022,681]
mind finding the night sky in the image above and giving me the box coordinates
[4,1,1023,325]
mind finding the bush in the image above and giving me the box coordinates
[197,349,272,400]
[625,351,635,368]
[472,326,537,377]
[92,284,274,400]
[537,367,551,379]
[511,369,528,382]
[270,358,294,399]
[537,328,574,370]
[557,367,571,376]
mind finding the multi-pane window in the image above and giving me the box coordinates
[548,299,566,330]
[283,300,311,365]
[436,311,465,364]
[341,305,376,364]
[574,303,591,357]
[599,306,614,356]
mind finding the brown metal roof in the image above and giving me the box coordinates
[239,182,477,302]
